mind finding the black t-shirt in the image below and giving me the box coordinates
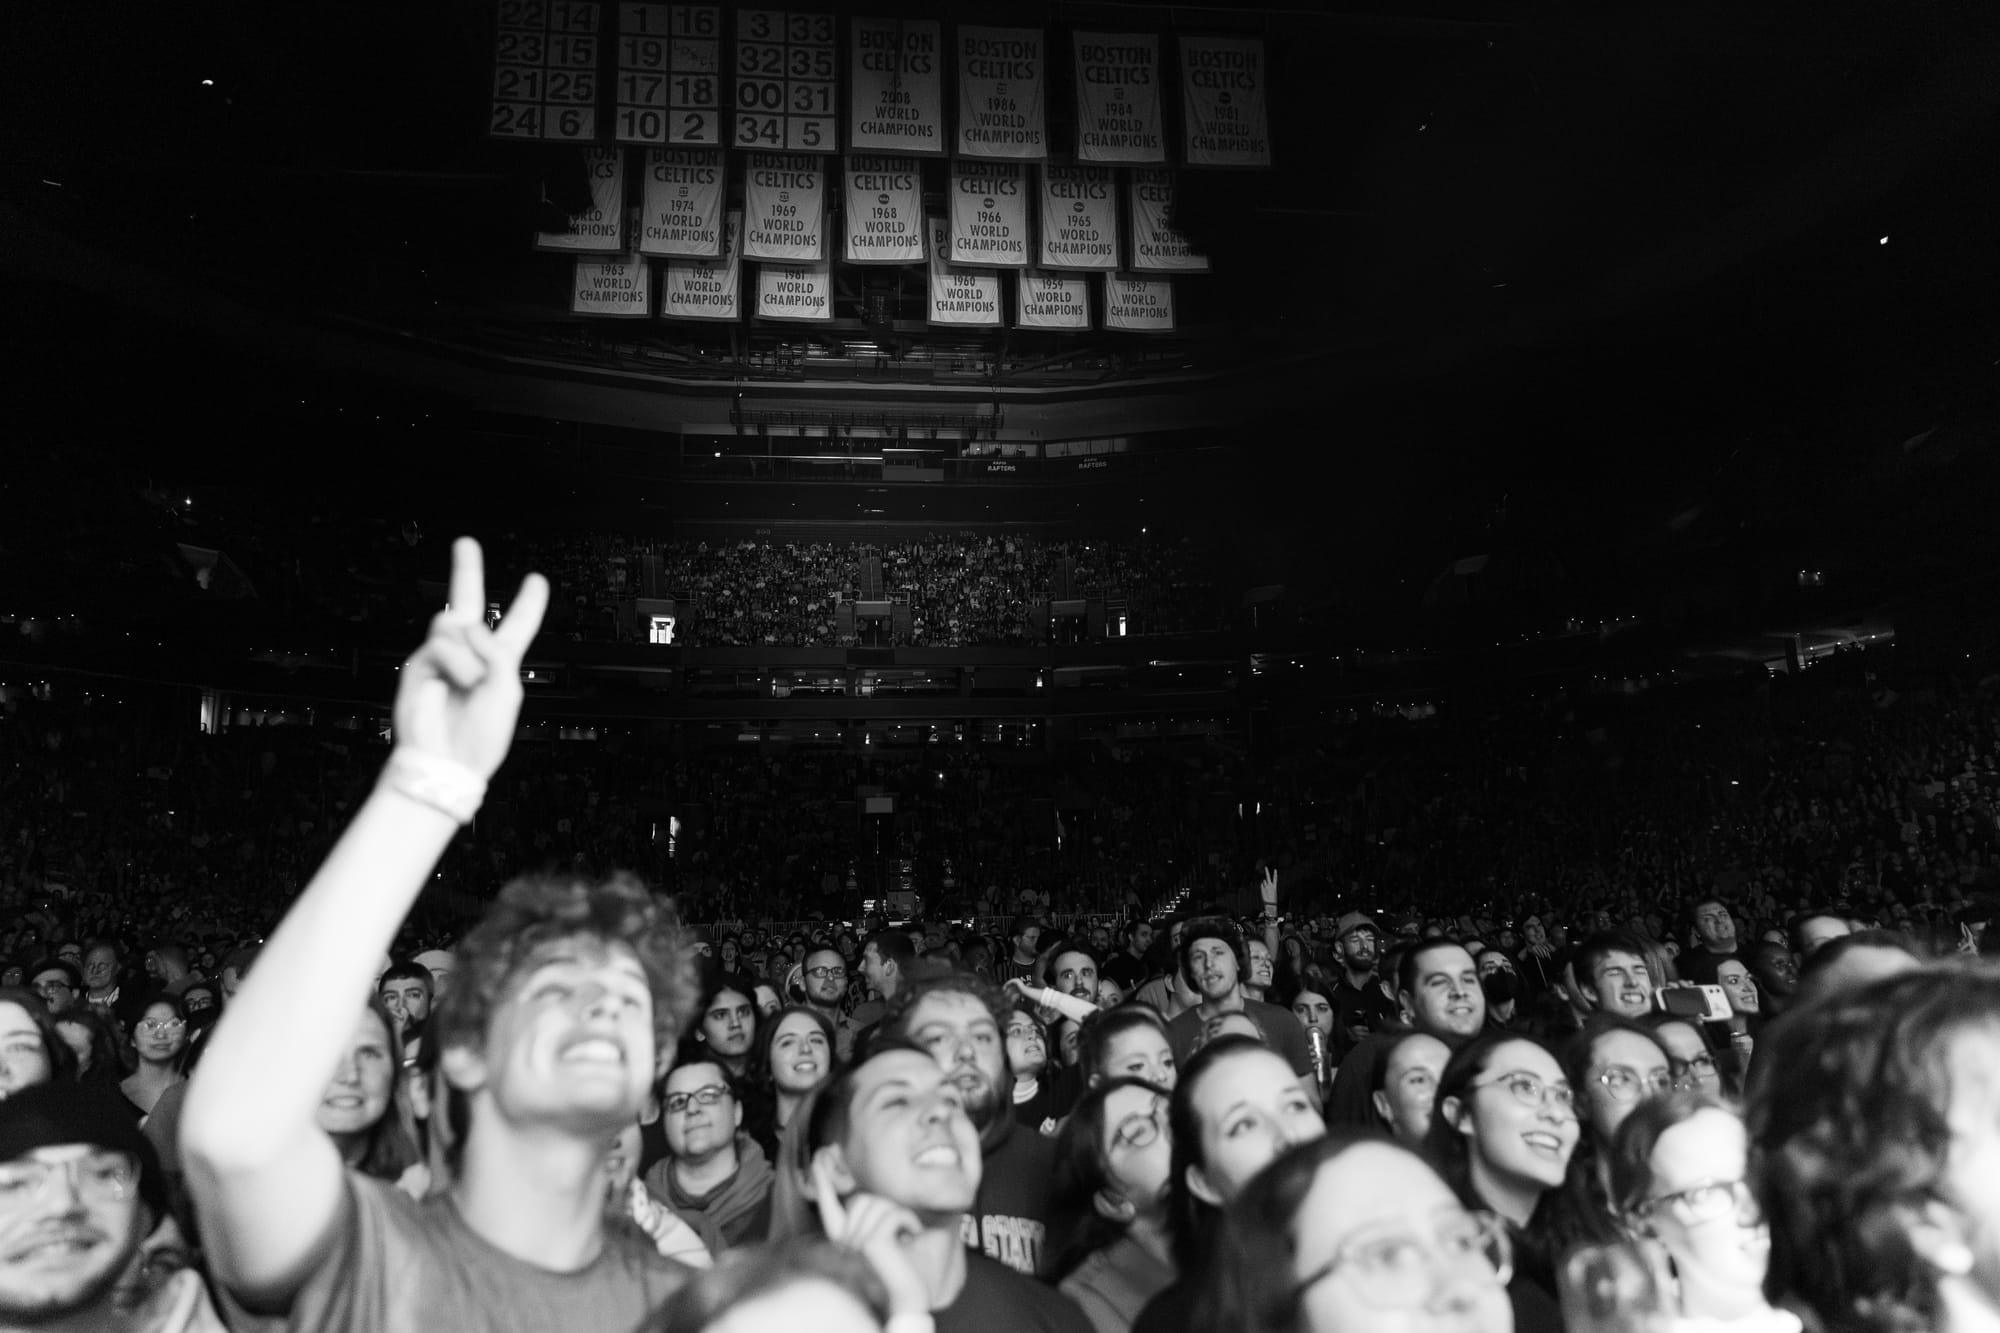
[1329,973,1400,1038]
[1101,950,1151,991]
[936,1251,1093,1333]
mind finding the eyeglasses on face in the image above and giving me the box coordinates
[0,1153,139,1210]
[1296,1208,1513,1309]
[137,1019,186,1035]
[664,1085,733,1114]
[1668,1053,1717,1088]
[1468,1069,1575,1114]
[1110,1101,1169,1151]
[806,966,847,980]
[31,980,73,995]
[1636,1178,1759,1226]
[1593,1065,1674,1102]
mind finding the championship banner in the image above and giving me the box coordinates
[843,155,924,264]
[742,153,826,261]
[1128,168,1211,272]
[949,160,1029,267]
[662,208,742,319]
[733,10,838,152]
[926,216,1003,327]
[638,147,724,256]
[533,146,625,252]
[1038,165,1117,270]
[955,26,1048,159]
[1072,33,1164,163]
[612,4,722,145]
[1104,274,1174,331]
[848,18,945,154]
[572,251,652,316]
[491,0,601,142]
[1179,35,1271,167]
[755,259,832,321]
[1016,269,1090,330]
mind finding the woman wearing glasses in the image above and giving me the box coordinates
[1426,1032,1575,1332]
[1205,1131,1515,1333]
[1643,1015,1733,1101]
[122,996,188,1120]
[1544,1017,1677,1266]
[1608,1093,1795,1331]
[1051,1078,1178,1333]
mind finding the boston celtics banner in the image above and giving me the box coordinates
[743,152,826,261]
[1179,35,1271,167]
[1038,164,1117,270]
[572,251,651,316]
[1104,273,1174,331]
[661,209,742,320]
[926,215,1003,326]
[1016,268,1090,329]
[1128,168,1211,272]
[848,18,945,154]
[638,147,725,257]
[533,145,625,252]
[955,26,1048,159]
[755,259,832,320]
[949,159,1029,267]
[843,154,924,263]
[1072,33,1164,163]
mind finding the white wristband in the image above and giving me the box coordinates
[886,1316,935,1333]
[381,748,487,825]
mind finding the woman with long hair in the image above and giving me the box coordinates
[123,995,188,1119]
[53,1005,121,1096]
[0,986,77,1100]
[1203,1131,1515,1333]
[318,995,426,1195]
[751,1005,838,1161]
[1051,1077,1177,1333]
[1079,1005,1178,1091]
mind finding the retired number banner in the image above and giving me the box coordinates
[662,209,741,319]
[639,147,724,257]
[926,216,1003,327]
[612,4,722,145]
[491,0,601,142]
[1179,35,1271,167]
[743,153,826,261]
[755,260,832,321]
[572,252,652,316]
[1038,165,1117,270]
[1016,269,1090,330]
[949,160,1029,267]
[1128,168,1210,272]
[733,10,838,152]
[843,155,924,264]
[534,146,625,252]
[848,18,945,154]
[1104,273,1174,331]
[1073,33,1164,163]
[955,27,1047,160]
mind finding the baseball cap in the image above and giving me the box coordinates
[0,1083,167,1220]
[1334,912,1379,941]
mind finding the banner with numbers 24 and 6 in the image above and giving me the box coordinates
[572,251,652,317]
[848,18,945,155]
[955,26,1047,160]
[1104,273,1174,331]
[491,0,601,143]
[926,216,1003,327]
[639,147,724,257]
[755,260,833,321]
[533,146,625,252]
[1179,35,1271,167]
[662,209,742,320]
[1072,33,1165,163]
[743,153,826,261]
[843,156,924,264]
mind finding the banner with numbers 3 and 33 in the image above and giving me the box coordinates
[732,9,839,152]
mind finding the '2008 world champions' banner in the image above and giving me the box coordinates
[848,18,945,154]
[742,152,826,261]
[955,26,1048,160]
[638,146,724,257]
[1072,32,1164,163]
[1179,35,1271,167]
[843,155,924,264]
[926,215,1003,327]
[661,208,741,320]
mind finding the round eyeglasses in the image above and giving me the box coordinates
[1467,1069,1575,1115]
[1296,1208,1512,1309]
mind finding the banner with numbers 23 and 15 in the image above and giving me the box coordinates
[844,156,924,264]
[926,216,1002,327]
[491,0,601,142]
[662,209,742,320]
[742,153,826,261]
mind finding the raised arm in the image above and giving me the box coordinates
[181,539,546,1303]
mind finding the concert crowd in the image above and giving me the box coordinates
[3,541,1999,1333]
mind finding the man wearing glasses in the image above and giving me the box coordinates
[801,948,860,1060]
[641,1060,773,1251]
[26,961,81,1015]
[0,1080,223,1331]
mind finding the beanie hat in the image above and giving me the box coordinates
[0,1082,167,1220]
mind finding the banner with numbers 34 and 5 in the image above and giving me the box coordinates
[733,10,839,152]
[849,18,945,155]
[662,209,742,320]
